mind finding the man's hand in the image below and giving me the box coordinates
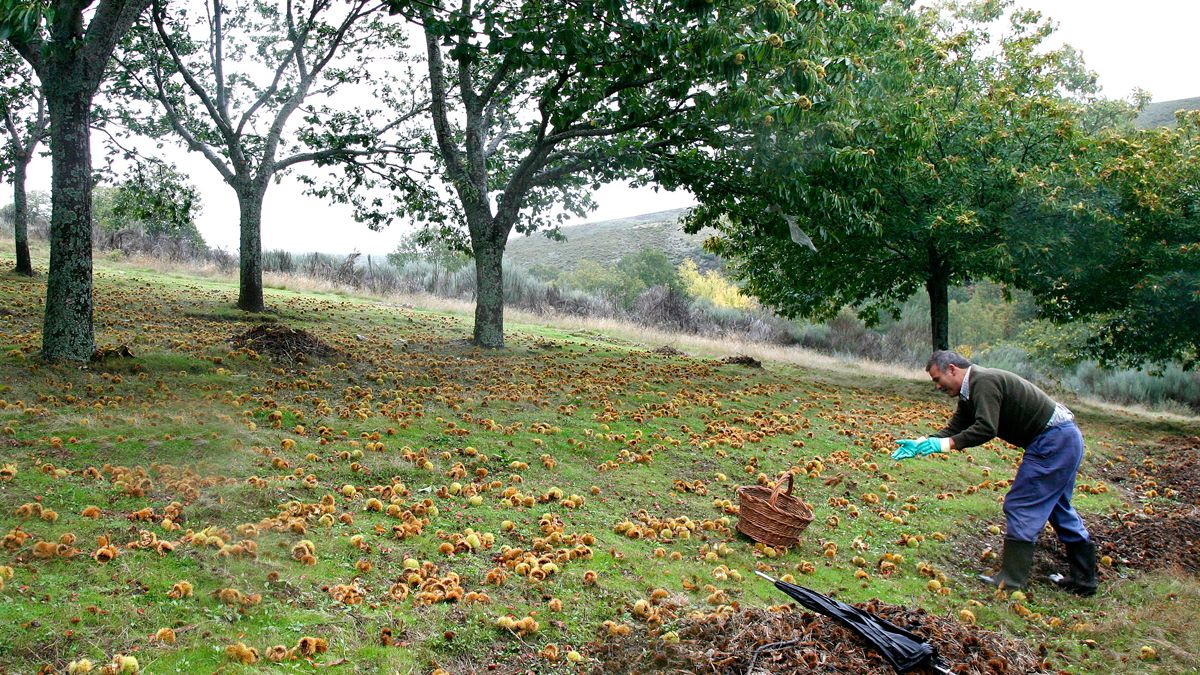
[892,437,950,460]
[915,437,948,455]
[892,439,921,460]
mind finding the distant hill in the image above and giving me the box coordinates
[1135,96,1200,129]
[503,207,723,272]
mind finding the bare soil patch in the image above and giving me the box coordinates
[1150,436,1200,507]
[1093,512,1200,573]
[947,523,1119,587]
[1089,436,1200,573]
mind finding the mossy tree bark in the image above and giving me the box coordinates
[12,161,33,276]
[662,9,1098,358]
[471,235,506,348]
[41,89,95,360]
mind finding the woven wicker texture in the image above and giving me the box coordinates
[736,472,814,548]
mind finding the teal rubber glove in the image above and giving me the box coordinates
[893,437,949,460]
[892,439,921,461]
[914,437,948,456]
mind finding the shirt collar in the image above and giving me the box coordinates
[960,366,973,401]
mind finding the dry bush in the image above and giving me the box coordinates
[632,286,694,332]
[95,229,208,262]
[880,320,930,367]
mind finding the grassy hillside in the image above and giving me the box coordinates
[1,242,1199,673]
[503,208,723,272]
[1135,97,1200,129]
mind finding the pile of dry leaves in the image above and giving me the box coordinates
[590,601,1045,674]
[230,324,337,361]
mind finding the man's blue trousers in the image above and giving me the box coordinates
[1003,421,1090,544]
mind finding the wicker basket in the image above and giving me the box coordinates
[736,471,814,548]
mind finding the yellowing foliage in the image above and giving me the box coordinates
[678,260,755,309]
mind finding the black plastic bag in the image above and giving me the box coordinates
[754,570,951,674]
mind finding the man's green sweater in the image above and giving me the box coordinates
[932,366,1057,450]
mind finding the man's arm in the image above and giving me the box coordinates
[894,400,967,459]
[933,400,972,445]
[939,380,1002,450]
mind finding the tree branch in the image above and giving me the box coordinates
[7,35,43,75]
[2,105,20,151]
[478,49,517,108]
[20,86,48,156]
[235,3,310,138]
[534,68,571,145]
[116,50,236,182]
[206,3,235,136]
[82,0,153,89]
[151,0,239,151]
[259,0,373,179]
[527,157,592,189]
[274,142,428,172]
[423,18,467,190]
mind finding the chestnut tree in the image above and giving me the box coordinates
[0,44,49,276]
[2,0,152,360]
[114,0,428,312]
[661,2,1105,352]
[380,0,880,348]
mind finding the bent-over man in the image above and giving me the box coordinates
[892,350,1097,596]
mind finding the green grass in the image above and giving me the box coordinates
[0,241,1198,673]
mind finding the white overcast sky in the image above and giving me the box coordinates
[10,0,1200,256]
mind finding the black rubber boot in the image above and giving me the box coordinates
[978,539,1035,590]
[1049,540,1098,597]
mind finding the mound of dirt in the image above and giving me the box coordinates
[91,344,135,361]
[650,345,686,357]
[230,324,337,361]
[952,530,1121,587]
[719,354,762,368]
[590,601,1045,674]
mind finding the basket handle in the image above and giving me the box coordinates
[767,471,795,510]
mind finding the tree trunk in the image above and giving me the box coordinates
[236,189,266,312]
[12,160,33,276]
[472,237,505,348]
[41,91,95,361]
[926,273,950,353]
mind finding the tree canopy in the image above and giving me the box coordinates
[387,231,471,274]
[379,0,893,347]
[662,1,1109,352]
[617,248,683,295]
[93,162,204,245]
[1015,110,1200,369]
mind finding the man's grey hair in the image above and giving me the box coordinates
[927,350,972,372]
